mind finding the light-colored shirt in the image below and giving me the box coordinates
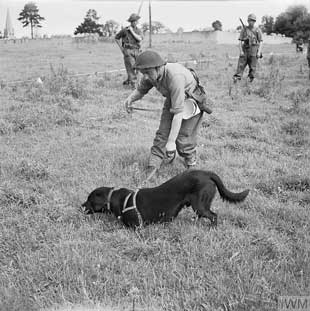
[137,63,196,114]
[239,26,263,56]
[115,26,142,49]
[239,26,263,44]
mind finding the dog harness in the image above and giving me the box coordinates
[122,189,143,227]
[106,187,115,211]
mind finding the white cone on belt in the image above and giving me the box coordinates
[183,98,201,120]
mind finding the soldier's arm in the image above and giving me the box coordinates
[167,75,186,144]
[257,41,263,57]
[128,26,143,42]
[257,28,263,56]
[126,89,144,103]
[124,78,153,113]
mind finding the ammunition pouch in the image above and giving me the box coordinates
[186,68,212,114]
[123,43,139,50]
[243,38,250,49]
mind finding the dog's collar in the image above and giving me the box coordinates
[106,187,115,211]
[122,189,143,227]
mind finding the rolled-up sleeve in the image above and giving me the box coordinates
[135,28,143,40]
[168,74,185,114]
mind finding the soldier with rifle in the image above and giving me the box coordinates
[233,13,263,83]
[115,13,143,88]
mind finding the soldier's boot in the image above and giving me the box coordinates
[233,75,241,83]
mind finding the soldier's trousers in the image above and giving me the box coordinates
[123,48,140,82]
[234,54,258,80]
[149,99,203,168]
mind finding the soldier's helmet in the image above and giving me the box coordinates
[134,50,167,69]
[248,13,257,21]
[127,13,141,22]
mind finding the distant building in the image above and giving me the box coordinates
[4,8,14,38]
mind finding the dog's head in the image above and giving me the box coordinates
[81,187,114,214]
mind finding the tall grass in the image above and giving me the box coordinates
[0,41,309,311]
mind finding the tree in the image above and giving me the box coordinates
[18,2,45,39]
[103,20,119,37]
[212,20,222,31]
[274,5,310,40]
[86,9,100,21]
[261,15,275,35]
[141,21,166,34]
[74,9,103,36]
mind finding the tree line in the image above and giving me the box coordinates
[260,5,310,41]
[74,10,171,37]
[16,2,310,40]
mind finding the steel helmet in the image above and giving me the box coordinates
[127,13,141,22]
[248,13,257,21]
[134,50,167,69]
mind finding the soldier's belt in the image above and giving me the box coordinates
[123,44,140,49]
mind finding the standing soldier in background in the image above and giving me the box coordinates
[233,13,263,83]
[296,38,304,53]
[307,37,310,79]
[115,13,143,88]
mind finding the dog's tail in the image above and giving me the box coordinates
[210,172,249,203]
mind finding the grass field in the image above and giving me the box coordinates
[0,38,309,311]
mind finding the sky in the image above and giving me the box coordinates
[0,0,310,38]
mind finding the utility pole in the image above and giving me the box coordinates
[149,0,152,48]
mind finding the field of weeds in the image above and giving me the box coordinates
[0,38,309,311]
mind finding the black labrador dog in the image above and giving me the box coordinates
[82,170,249,228]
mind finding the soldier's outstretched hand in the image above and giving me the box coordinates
[124,97,133,113]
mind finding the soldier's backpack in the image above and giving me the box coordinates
[186,68,212,114]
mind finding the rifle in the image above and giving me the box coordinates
[239,18,250,49]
